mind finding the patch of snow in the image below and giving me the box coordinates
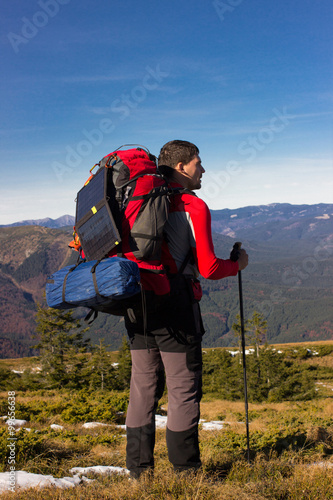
[115,416,168,431]
[227,349,255,356]
[315,214,330,220]
[0,471,91,494]
[11,366,42,374]
[230,214,238,218]
[116,414,227,431]
[50,424,64,431]
[200,421,225,431]
[5,419,27,427]
[155,415,167,429]
[70,466,129,476]
[82,422,111,429]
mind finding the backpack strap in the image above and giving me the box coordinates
[178,248,194,275]
[117,173,166,191]
[169,186,197,275]
[84,309,98,324]
[61,262,82,306]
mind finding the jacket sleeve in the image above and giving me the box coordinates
[187,195,239,280]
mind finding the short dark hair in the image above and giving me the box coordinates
[158,140,199,174]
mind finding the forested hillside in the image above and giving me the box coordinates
[198,230,333,347]
[0,203,332,358]
[0,226,74,357]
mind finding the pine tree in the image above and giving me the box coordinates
[87,339,117,391]
[248,310,268,358]
[246,310,268,388]
[34,303,90,388]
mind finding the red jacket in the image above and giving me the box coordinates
[162,185,239,280]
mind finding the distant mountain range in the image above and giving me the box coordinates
[0,203,332,358]
[0,215,75,229]
[1,203,332,235]
[210,203,332,241]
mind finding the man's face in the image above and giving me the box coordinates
[183,155,205,190]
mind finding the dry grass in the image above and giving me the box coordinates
[303,356,333,368]
[200,399,300,421]
[0,433,332,498]
[271,340,333,349]
[1,461,332,500]
[322,400,333,419]
[1,343,333,499]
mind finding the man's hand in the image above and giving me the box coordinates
[230,242,249,271]
[237,248,249,271]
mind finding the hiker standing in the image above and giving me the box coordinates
[125,140,248,478]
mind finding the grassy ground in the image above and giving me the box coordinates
[0,396,332,499]
[0,342,332,499]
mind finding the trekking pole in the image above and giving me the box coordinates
[230,242,250,463]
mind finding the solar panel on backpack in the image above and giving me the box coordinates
[75,167,121,261]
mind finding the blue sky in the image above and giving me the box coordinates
[0,0,332,224]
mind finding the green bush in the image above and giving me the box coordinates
[318,345,333,356]
[0,368,17,391]
[60,391,129,423]
[0,389,129,426]
[0,427,46,470]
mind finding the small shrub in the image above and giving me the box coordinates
[318,345,333,356]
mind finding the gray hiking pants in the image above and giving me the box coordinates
[124,275,204,478]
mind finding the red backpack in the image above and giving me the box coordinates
[70,146,172,295]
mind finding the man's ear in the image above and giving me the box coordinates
[174,162,185,173]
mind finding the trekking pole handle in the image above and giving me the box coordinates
[230,242,242,262]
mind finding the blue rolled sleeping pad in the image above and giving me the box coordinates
[45,256,141,317]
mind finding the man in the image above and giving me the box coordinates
[125,140,248,478]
